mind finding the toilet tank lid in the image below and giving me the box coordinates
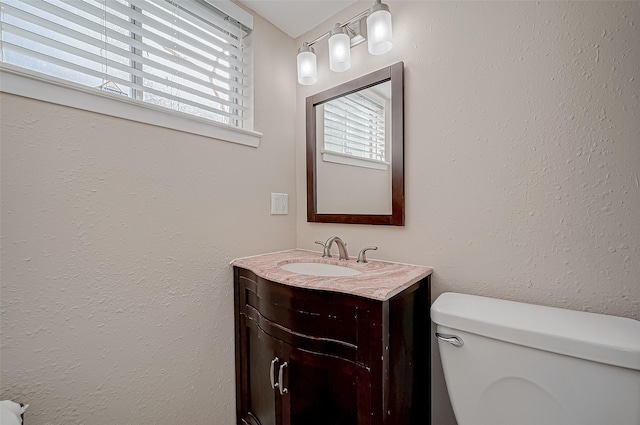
[431,292,640,371]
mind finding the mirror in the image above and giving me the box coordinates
[306,62,404,225]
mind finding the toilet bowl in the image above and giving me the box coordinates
[431,292,640,425]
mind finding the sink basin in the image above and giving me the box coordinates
[279,262,362,277]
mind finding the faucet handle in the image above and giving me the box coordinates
[314,240,331,258]
[357,246,378,263]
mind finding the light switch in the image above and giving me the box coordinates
[271,193,288,215]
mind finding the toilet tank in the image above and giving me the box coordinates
[431,292,640,425]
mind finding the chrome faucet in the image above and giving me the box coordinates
[314,236,349,260]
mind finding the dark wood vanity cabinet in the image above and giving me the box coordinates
[233,267,431,425]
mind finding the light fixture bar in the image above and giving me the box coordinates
[297,0,392,85]
[305,9,369,48]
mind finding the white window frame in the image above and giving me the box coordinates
[0,0,262,147]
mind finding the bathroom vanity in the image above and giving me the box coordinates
[232,250,432,425]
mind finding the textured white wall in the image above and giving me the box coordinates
[295,2,640,424]
[0,13,297,425]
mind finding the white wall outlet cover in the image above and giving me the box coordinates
[271,193,288,215]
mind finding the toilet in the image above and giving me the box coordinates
[430,292,640,425]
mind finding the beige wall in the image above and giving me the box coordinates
[295,2,640,424]
[0,13,296,425]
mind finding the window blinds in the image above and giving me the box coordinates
[323,92,386,162]
[0,0,250,127]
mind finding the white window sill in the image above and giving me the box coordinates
[321,151,389,171]
[0,64,262,148]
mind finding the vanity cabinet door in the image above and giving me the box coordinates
[240,316,369,425]
[281,343,371,425]
[239,317,283,425]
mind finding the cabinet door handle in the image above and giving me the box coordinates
[278,362,288,395]
[270,357,279,389]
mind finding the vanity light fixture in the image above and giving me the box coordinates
[366,0,393,55]
[297,42,318,85]
[328,24,351,72]
[296,0,393,85]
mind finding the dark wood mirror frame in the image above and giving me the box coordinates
[306,62,404,226]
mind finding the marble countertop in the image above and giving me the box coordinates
[231,249,433,301]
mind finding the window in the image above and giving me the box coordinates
[0,0,258,145]
[321,89,389,170]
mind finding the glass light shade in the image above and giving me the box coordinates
[297,47,317,85]
[328,32,351,72]
[366,8,393,55]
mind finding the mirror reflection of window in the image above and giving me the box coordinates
[319,83,391,172]
[315,82,393,215]
[324,91,386,162]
